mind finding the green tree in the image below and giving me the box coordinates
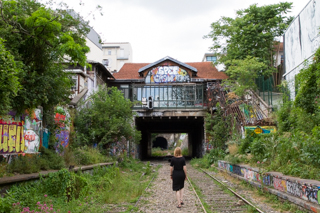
[75,86,141,149]
[0,38,21,115]
[0,0,90,114]
[223,56,267,96]
[206,2,293,73]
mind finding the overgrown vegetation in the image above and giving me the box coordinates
[0,146,111,177]
[199,1,320,181]
[0,0,91,115]
[206,2,293,96]
[0,159,156,213]
[74,86,141,150]
[199,46,320,180]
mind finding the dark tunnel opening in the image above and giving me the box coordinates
[152,137,168,149]
[135,116,204,160]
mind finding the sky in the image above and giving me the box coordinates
[56,0,308,63]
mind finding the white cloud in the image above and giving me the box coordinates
[47,0,308,63]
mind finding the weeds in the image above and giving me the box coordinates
[0,159,155,213]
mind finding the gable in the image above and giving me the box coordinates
[137,56,198,83]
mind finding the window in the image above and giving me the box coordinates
[71,75,78,91]
[108,50,111,55]
[206,56,217,62]
[120,48,124,57]
[102,59,109,66]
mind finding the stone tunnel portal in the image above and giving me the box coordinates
[135,116,205,159]
[152,136,168,150]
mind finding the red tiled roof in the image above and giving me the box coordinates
[113,62,228,80]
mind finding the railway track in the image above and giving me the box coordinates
[133,161,263,212]
[187,165,264,213]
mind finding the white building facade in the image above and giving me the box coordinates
[102,42,132,73]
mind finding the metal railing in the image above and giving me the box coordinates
[119,83,207,109]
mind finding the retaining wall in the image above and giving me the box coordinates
[218,160,320,212]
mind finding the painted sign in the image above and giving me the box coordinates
[245,126,277,135]
[145,66,190,83]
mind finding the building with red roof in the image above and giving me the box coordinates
[107,56,228,159]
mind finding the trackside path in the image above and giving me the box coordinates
[136,161,203,213]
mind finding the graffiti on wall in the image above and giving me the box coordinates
[218,160,320,205]
[54,107,70,151]
[273,177,287,192]
[145,66,191,83]
[0,109,42,154]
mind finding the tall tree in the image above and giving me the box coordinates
[0,38,21,115]
[223,56,267,97]
[0,0,90,115]
[206,2,293,76]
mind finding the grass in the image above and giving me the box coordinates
[151,147,172,157]
[2,146,112,177]
[0,159,158,213]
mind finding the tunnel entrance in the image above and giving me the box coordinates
[135,116,204,160]
[151,133,190,157]
[152,136,168,149]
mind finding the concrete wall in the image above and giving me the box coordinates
[284,0,320,99]
[218,160,320,209]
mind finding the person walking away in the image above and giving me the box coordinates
[170,147,187,208]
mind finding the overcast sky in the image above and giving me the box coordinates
[63,0,307,63]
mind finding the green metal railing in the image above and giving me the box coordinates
[255,76,274,106]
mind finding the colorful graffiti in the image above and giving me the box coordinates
[146,66,191,83]
[244,126,277,135]
[54,107,70,151]
[218,160,320,205]
[273,177,286,192]
[0,109,42,154]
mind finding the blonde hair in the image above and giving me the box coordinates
[174,147,182,157]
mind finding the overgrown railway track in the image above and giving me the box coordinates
[187,165,264,213]
[133,161,264,212]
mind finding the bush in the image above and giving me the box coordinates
[39,147,65,170]
[73,146,108,165]
[182,148,189,156]
[7,155,40,174]
[191,148,226,169]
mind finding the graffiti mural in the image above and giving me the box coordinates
[54,107,70,151]
[287,180,302,197]
[218,160,320,205]
[145,66,191,83]
[0,109,42,154]
[263,174,273,186]
[273,177,287,192]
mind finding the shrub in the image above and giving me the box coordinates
[182,148,189,156]
[73,146,108,165]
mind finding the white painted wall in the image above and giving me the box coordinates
[102,42,133,72]
[284,0,320,99]
[86,38,103,63]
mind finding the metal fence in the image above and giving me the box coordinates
[119,83,207,109]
